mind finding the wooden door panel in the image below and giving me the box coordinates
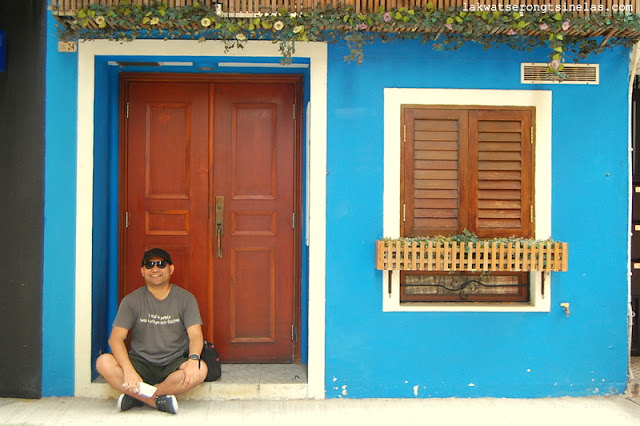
[145,103,191,199]
[232,212,275,235]
[123,81,211,338]
[231,248,276,342]
[213,83,295,363]
[145,210,189,235]
[122,76,298,363]
[233,104,277,198]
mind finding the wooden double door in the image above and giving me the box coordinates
[119,74,301,363]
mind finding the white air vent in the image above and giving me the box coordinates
[521,63,599,84]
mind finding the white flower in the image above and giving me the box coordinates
[95,16,105,25]
[150,17,159,25]
[201,17,212,27]
[236,33,246,41]
[274,21,284,31]
[293,25,304,33]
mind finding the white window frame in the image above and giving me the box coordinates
[382,88,552,312]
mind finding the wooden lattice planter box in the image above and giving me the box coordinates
[375,239,568,272]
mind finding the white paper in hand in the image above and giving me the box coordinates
[137,382,157,398]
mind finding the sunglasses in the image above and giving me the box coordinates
[143,260,169,269]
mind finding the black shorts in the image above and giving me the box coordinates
[128,352,188,385]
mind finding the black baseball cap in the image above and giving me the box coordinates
[141,248,173,265]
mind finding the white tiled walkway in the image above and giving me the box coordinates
[3,396,640,426]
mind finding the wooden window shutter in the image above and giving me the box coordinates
[469,109,533,238]
[402,107,533,238]
[402,108,469,237]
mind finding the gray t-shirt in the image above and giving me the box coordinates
[113,284,203,365]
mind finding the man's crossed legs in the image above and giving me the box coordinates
[96,353,208,414]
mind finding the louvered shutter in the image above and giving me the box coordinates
[402,108,469,237]
[402,107,533,238]
[470,109,533,238]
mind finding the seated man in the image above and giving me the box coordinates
[96,248,208,414]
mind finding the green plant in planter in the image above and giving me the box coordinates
[383,230,560,248]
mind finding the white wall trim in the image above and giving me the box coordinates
[382,88,552,313]
[75,39,327,398]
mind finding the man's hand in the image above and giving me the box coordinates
[181,358,201,386]
[122,367,144,394]
[182,324,205,387]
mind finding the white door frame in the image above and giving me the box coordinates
[74,39,327,398]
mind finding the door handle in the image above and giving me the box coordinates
[215,196,224,258]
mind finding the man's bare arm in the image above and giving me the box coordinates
[109,326,143,392]
[181,324,205,385]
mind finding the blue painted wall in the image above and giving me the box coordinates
[324,39,630,398]
[43,12,78,397]
[42,9,631,396]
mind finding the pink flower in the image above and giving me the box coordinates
[357,23,368,30]
[383,12,392,22]
[550,59,561,70]
[445,23,453,30]
[562,21,571,31]
[507,29,517,35]
[539,23,549,31]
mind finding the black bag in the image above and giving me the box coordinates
[201,340,221,382]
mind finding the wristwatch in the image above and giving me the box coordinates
[189,353,201,368]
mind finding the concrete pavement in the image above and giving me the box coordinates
[2,396,640,426]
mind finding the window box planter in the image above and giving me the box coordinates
[375,238,568,272]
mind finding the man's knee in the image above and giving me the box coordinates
[95,353,116,375]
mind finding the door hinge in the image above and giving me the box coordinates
[403,125,406,143]
[530,205,534,222]
[403,204,406,222]
[291,324,297,342]
[293,104,296,120]
[126,101,129,119]
[125,211,129,228]
[292,212,295,229]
